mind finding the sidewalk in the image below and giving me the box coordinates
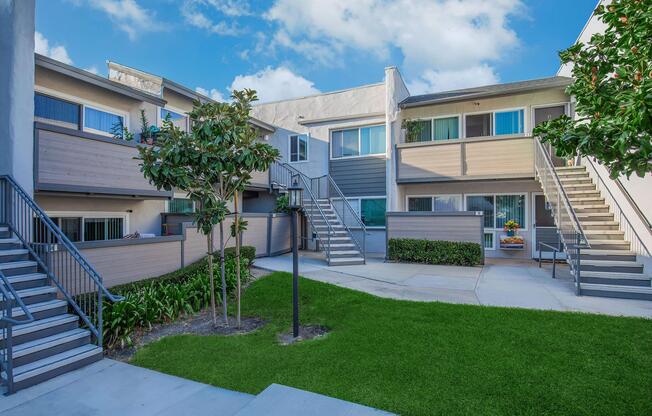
[254,252,652,318]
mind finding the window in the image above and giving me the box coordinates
[84,107,125,137]
[408,195,461,212]
[161,108,188,132]
[483,233,494,249]
[34,93,80,129]
[332,197,386,227]
[465,113,492,138]
[433,117,459,141]
[289,134,308,162]
[408,197,432,212]
[466,194,526,230]
[168,198,194,214]
[495,109,524,135]
[534,105,566,126]
[39,215,125,242]
[361,198,386,227]
[409,120,432,143]
[331,125,386,159]
[84,218,124,241]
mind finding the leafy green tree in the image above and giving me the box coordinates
[138,89,279,326]
[533,0,651,178]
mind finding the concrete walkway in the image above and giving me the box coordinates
[0,360,392,415]
[254,252,652,319]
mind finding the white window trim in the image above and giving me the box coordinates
[288,133,309,163]
[35,86,130,138]
[462,107,527,139]
[45,211,130,242]
[165,198,196,213]
[530,102,570,135]
[329,124,386,160]
[407,114,462,143]
[158,106,190,131]
[330,195,387,229]
[463,192,529,231]
[405,194,463,212]
[483,232,496,251]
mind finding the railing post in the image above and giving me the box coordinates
[575,233,581,296]
[97,288,103,347]
[5,306,14,395]
[538,243,542,267]
[552,249,557,279]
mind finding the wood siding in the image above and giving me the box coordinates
[270,215,291,255]
[386,213,483,246]
[249,169,269,189]
[397,136,534,182]
[329,156,386,196]
[241,215,269,256]
[36,126,166,196]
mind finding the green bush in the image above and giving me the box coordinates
[387,238,482,266]
[223,245,256,264]
[103,249,254,349]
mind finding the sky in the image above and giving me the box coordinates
[34,0,598,103]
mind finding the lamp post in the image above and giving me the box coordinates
[287,178,303,338]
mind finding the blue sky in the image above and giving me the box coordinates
[35,0,597,103]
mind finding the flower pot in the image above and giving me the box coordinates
[506,230,515,237]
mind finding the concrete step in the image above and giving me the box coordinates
[233,384,392,416]
[581,249,637,262]
[586,239,631,250]
[575,212,614,221]
[2,344,103,392]
[579,221,621,230]
[559,177,593,184]
[582,230,625,240]
[569,197,605,206]
[0,314,79,347]
[563,184,597,191]
[330,250,363,258]
[0,299,68,322]
[565,191,602,198]
[319,243,356,249]
[11,328,91,368]
[573,205,610,213]
[555,170,589,178]
[580,259,644,274]
[581,270,651,287]
[0,286,57,307]
[4,272,49,290]
[0,260,38,277]
[556,166,586,171]
[0,237,22,250]
[329,257,365,266]
[580,283,652,301]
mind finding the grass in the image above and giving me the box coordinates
[131,272,652,416]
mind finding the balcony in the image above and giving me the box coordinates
[34,122,171,198]
[396,135,535,183]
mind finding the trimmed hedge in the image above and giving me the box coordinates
[387,238,482,266]
[102,246,255,348]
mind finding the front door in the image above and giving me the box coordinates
[534,105,569,167]
[532,193,565,259]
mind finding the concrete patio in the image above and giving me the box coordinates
[254,252,652,319]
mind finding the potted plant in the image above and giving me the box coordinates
[504,220,520,237]
[139,109,159,145]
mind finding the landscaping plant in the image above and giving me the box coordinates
[138,90,278,327]
[533,0,652,178]
[387,238,482,266]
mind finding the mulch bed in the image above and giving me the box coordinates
[107,310,267,362]
[277,325,329,345]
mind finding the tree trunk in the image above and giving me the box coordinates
[219,221,228,326]
[234,190,242,328]
[207,230,217,326]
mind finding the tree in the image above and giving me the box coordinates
[138,89,279,326]
[533,0,652,179]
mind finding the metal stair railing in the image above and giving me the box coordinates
[0,175,123,352]
[0,269,35,395]
[269,163,336,262]
[324,175,366,263]
[534,139,590,295]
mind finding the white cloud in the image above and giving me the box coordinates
[196,86,228,102]
[182,0,246,35]
[78,0,159,40]
[84,66,100,75]
[407,65,500,94]
[229,66,320,103]
[265,0,523,92]
[35,32,73,65]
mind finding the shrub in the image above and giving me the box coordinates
[102,253,252,349]
[224,245,256,265]
[387,238,482,266]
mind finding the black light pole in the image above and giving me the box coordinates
[287,179,303,338]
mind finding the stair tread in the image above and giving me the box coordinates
[580,259,643,267]
[0,299,67,319]
[0,249,28,256]
[329,250,362,255]
[329,257,365,263]
[0,260,37,270]
[0,314,78,340]
[6,344,102,382]
[578,221,619,226]
[580,283,652,293]
[583,249,636,255]
[6,272,48,284]
[581,270,649,279]
[1,286,57,300]
[12,328,89,358]
[0,237,20,243]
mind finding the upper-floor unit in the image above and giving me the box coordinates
[395,76,572,184]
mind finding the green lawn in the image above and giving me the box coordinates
[132,272,652,416]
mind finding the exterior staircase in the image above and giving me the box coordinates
[1,175,121,395]
[555,166,652,300]
[303,199,365,266]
